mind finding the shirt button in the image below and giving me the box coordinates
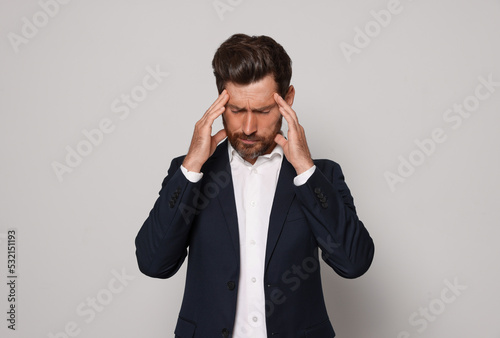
[250,201,256,207]
[252,316,258,322]
[250,239,256,245]
[251,277,256,283]
[251,169,257,174]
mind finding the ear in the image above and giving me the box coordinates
[284,85,295,106]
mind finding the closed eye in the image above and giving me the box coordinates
[231,110,270,114]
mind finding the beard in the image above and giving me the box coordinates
[224,117,282,162]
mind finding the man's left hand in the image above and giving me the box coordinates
[274,93,315,175]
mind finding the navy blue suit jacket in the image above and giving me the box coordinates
[135,140,374,338]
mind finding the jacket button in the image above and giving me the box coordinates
[314,187,322,194]
[222,328,229,337]
[227,281,235,290]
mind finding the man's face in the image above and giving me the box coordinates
[223,75,292,164]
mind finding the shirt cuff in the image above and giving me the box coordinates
[293,165,316,186]
[180,165,203,183]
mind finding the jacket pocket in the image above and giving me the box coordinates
[174,316,196,338]
[304,319,335,338]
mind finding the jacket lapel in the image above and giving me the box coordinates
[264,157,296,273]
[206,140,240,264]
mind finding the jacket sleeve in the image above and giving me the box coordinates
[135,156,201,279]
[294,161,374,279]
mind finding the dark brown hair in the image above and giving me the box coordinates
[212,34,292,98]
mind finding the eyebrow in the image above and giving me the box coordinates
[227,103,277,112]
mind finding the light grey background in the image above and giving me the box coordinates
[1,0,499,337]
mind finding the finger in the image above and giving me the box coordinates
[274,93,292,124]
[208,89,227,111]
[274,93,299,126]
[205,90,228,116]
[274,133,287,148]
[204,92,229,123]
[279,106,302,136]
[200,91,228,129]
[206,103,226,127]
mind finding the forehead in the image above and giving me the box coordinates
[225,75,277,107]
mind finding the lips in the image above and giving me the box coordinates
[240,138,258,145]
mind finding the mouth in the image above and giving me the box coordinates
[240,138,258,145]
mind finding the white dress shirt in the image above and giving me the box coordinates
[180,141,316,337]
[229,142,283,338]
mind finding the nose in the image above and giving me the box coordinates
[242,113,257,136]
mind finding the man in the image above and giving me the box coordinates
[135,34,374,338]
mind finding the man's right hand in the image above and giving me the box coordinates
[182,90,229,173]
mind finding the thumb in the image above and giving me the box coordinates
[212,129,227,146]
[274,133,287,148]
